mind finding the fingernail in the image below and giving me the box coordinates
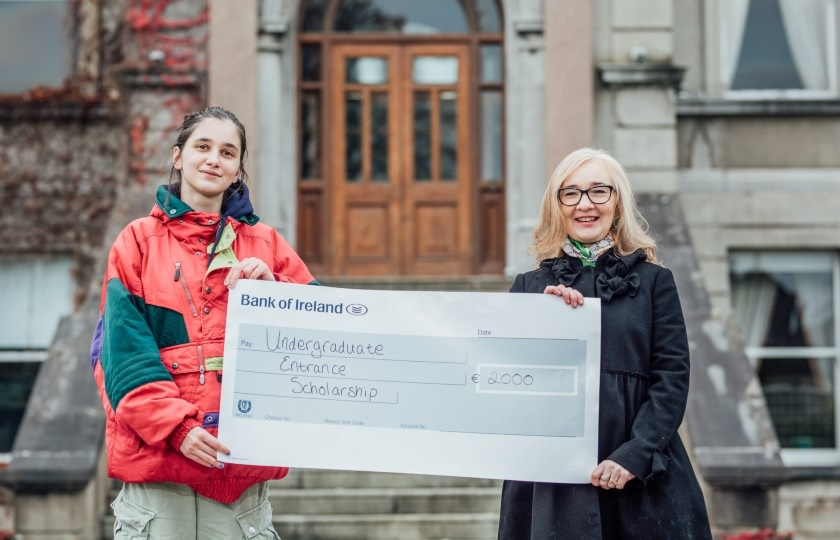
[218,463,225,469]
[226,450,231,456]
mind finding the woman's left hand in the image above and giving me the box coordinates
[544,284,585,308]
[591,459,635,490]
[225,257,276,288]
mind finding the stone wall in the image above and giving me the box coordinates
[594,0,680,194]
[778,481,840,540]
[0,104,122,298]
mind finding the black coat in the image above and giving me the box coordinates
[498,250,712,540]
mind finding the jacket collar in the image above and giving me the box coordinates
[540,249,647,302]
[154,183,260,225]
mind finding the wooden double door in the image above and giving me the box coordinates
[329,43,472,276]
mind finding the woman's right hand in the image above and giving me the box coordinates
[544,284,584,308]
[179,426,230,469]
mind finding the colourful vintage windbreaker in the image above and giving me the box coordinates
[90,184,315,504]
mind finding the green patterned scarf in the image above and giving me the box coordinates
[562,235,614,267]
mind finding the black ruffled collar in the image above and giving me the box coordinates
[539,249,647,302]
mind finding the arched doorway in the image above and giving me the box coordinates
[296,0,505,277]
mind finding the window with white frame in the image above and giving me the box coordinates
[730,251,839,465]
[721,0,837,98]
[0,0,69,94]
[0,255,75,462]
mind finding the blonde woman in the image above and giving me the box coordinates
[498,148,711,539]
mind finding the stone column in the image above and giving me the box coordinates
[504,0,547,276]
[255,0,297,241]
[544,0,594,168]
[208,0,259,180]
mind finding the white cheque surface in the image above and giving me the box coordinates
[218,280,601,484]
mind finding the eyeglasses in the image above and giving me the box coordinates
[557,185,615,206]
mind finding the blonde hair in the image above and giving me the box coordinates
[531,148,660,265]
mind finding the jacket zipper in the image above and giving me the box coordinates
[198,344,206,385]
[174,262,198,317]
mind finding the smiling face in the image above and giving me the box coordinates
[558,159,618,244]
[173,118,242,213]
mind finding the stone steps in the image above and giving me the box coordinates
[276,512,500,540]
[275,469,501,490]
[271,469,501,540]
[102,470,502,539]
[271,486,500,515]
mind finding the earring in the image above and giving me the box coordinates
[612,217,620,229]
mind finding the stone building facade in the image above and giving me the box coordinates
[1,0,839,538]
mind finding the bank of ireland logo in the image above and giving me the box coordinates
[237,399,252,414]
[346,303,369,316]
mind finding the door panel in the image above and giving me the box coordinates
[345,202,391,258]
[331,46,401,275]
[403,45,471,275]
[330,44,471,276]
[414,202,459,256]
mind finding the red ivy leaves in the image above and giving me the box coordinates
[722,528,794,540]
[125,0,208,72]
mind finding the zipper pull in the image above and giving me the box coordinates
[174,261,181,281]
[198,344,205,385]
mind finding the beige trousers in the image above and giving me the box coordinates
[111,481,281,540]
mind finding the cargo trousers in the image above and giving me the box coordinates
[111,481,281,539]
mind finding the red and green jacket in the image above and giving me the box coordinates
[90,185,315,503]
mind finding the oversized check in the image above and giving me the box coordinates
[218,280,601,483]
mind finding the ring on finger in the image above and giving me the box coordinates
[600,474,610,481]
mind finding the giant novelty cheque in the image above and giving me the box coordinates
[218,280,601,483]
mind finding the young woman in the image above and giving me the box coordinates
[91,106,315,539]
[498,148,712,539]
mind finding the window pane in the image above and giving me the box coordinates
[480,44,502,83]
[439,91,457,181]
[730,0,803,90]
[345,92,362,182]
[301,44,321,82]
[474,0,502,32]
[0,362,41,453]
[481,91,502,181]
[730,252,834,347]
[730,251,838,451]
[725,0,834,92]
[371,92,388,182]
[0,1,68,93]
[0,255,74,349]
[761,361,835,448]
[334,0,468,34]
[301,91,321,179]
[412,56,458,85]
[300,0,328,32]
[346,57,388,85]
[414,92,431,181]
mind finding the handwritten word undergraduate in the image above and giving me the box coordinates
[266,329,385,359]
